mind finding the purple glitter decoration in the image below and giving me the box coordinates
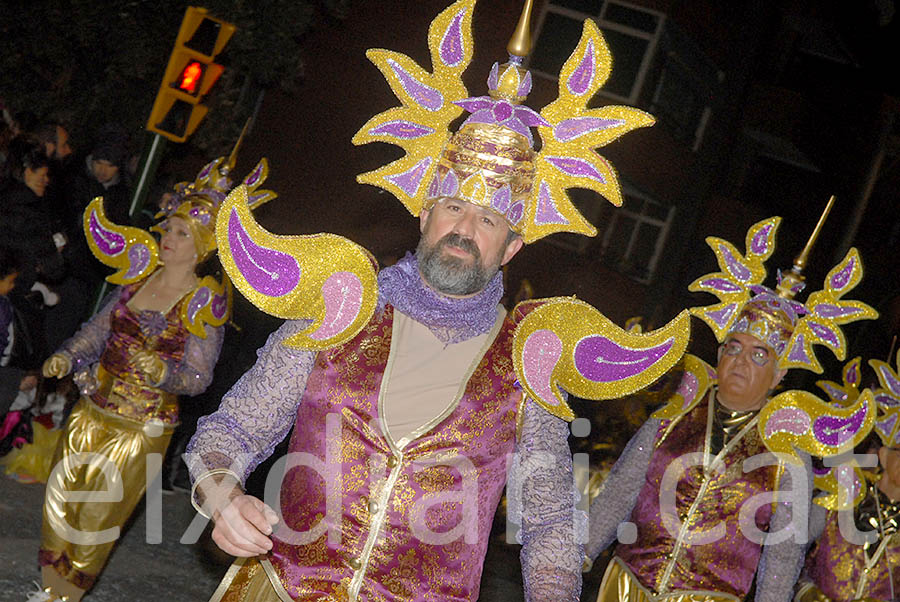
[764,407,810,438]
[830,257,855,290]
[388,59,443,112]
[719,244,751,281]
[814,304,861,319]
[227,209,301,297]
[699,278,742,294]
[787,334,811,364]
[877,365,900,396]
[187,287,211,323]
[676,372,699,408]
[487,63,499,90]
[819,383,847,402]
[386,157,432,197]
[750,223,774,255]
[308,271,363,341]
[439,9,466,67]
[427,173,441,198]
[245,163,263,187]
[518,70,533,97]
[534,182,568,226]
[812,405,866,447]
[545,156,606,183]
[507,201,525,225]
[197,160,215,180]
[878,415,898,440]
[124,244,151,280]
[706,304,738,329]
[211,293,228,320]
[812,465,830,477]
[555,117,623,142]
[522,330,564,406]
[877,393,900,408]
[89,211,125,256]
[440,169,460,198]
[846,360,860,385]
[567,39,595,96]
[370,120,435,140]
[574,335,673,383]
[456,96,549,145]
[808,321,840,348]
[491,185,511,213]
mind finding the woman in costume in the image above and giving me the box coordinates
[796,353,900,601]
[31,148,276,602]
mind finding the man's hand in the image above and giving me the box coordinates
[212,494,280,557]
[198,474,280,557]
[42,354,71,378]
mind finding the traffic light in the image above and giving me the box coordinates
[147,6,236,142]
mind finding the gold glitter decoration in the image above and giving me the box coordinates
[868,350,900,447]
[511,297,690,421]
[215,185,379,351]
[180,274,233,338]
[758,388,876,460]
[652,353,716,421]
[816,356,863,407]
[82,196,160,284]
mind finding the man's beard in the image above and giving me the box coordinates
[416,232,499,296]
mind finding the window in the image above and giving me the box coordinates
[530,0,665,103]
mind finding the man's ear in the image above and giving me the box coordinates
[500,235,524,266]
[879,446,889,471]
[419,208,431,234]
[770,367,788,390]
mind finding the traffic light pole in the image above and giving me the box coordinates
[129,131,168,220]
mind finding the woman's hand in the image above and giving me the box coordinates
[132,350,167,385]
[42,354,72,378]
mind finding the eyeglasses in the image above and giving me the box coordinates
[720,340,771,367]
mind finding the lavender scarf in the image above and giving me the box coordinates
[377,253,504,345]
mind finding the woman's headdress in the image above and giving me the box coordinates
[82,128,276,337]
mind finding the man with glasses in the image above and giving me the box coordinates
[583,215,877,602]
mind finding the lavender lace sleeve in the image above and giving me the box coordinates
[58,288,122,371]
[585,417,660,561]
[513,398,582,602]
[158,323,224,395]
[186,319,316,485]
[754,452,813,602]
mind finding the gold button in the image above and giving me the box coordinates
[348,558,361,570]
[368,500,379,513]
[387,456,399,468]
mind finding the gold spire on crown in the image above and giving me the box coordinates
[776,195,835,299]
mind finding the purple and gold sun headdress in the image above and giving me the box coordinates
[352,0,654,243]
[82,127,276,338]
[690,197,878,373]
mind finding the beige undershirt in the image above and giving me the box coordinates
[381,307,505,443]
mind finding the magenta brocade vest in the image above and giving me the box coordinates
[616,398,779,596]
[269,304,523,602]
[806,509,900,600]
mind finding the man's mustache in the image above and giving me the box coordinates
[436,233,480,260]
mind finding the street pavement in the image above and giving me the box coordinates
[0,476,570,601]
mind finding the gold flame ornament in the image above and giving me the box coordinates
[215,185,379,350]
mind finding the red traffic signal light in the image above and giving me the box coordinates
[147,7,235,142]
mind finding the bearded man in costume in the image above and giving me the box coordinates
[185,1,697,601]
[795,353,900,601]
[585,204,879,602]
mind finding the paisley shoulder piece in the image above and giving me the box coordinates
[815,356,862,406]
[813,462,868,511]
[651,353,716,421]
[781,248,878,372]
[512,296,690,421]
[180,274,232,339]
[241,158,278,210]
[83,196,159,284]
[688,216,780,341]
[758,388,875,461]
[525,19,655,243]
[868,350,900,447]
[352,0,475,216]
[216,185,379,350]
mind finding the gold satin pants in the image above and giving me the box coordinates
[40,398,173,589]
[209,557,293,602]
[597,557,740,602]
